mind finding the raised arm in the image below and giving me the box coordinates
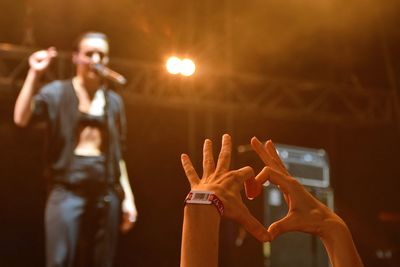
[14,47,57,127]
[180,134,270,267]
[248,137,364,267]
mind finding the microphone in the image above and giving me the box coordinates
[91,63,127,85]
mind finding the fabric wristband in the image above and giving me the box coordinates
[185,190,224,216]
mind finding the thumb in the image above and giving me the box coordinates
[238,208,271,243]
[267,214,297,240]
[245,167,269,200]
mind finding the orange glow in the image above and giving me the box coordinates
[165,56,196,76]
[166,56,181,75]
[180,58,195,76]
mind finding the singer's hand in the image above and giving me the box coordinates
[120,197,137,233]
[29,47,57,74]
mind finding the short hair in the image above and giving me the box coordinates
[73,31,109,52]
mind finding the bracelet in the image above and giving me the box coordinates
[185,190,224,216]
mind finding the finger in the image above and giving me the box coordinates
[267,214,297,240]
[32,49,54,65]
[245,167,269,199]
[234,166,255,185]
[251,137,287,174]
[32,50,48,61]
[238,209,271,242]
[264,167,291,194]
[282,191,290,205]
[47,47,58,58]
[181,154,201,187]
[120,213,134,233]
[202,139,215,178]
[121,221,133,233]
[265,140,290,175]
[251,137,274,167]
[215,134,232,174]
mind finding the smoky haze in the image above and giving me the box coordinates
[0,0,399,86]
[228,0,400,85]
[1,1,400,267]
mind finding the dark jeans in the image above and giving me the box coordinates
[45,155,121,267]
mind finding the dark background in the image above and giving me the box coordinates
[1,0,400,266]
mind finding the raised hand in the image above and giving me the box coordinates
[29,47,57,74]
[181,134,271,242]
[249,137,343,240]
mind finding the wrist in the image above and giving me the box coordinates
[123,193,134,202]
[185,190,224,216]
[184,204,221,225]
[26,68,44,86]
[318,213,364,267]
[318,212,350,242]
[181,204,221,267]
[28,67,43,77]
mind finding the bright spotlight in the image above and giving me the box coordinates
[166,56,182,75]
[180,58,196,77]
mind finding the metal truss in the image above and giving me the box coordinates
[1,43,399,127]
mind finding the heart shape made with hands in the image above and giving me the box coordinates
[182,134,335,242]
[246,137,337,241]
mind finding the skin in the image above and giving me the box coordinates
[13,35,137,232]
[72,37,109,156]
[248,137,364,267]
[180,134,364,267]
[14,47,58,126]
[180,134,270,267]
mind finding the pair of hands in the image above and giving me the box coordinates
[181,134,341,242]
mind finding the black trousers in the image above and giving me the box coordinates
[45,156,121,267]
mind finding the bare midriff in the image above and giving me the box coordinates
[74,126,103,156]
[72,77,104,156]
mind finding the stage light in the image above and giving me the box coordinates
[165,56,196,76]
[180,58,196,76]
[166,56,181,75]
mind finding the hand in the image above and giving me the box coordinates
[181,134,271,242]
[120,197,137,233]
[248,137,344,240]
[29,47,57,74]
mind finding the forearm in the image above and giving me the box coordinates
[119,159,134,200]
[319,217,364,267]
[181,204,221,267]
[14,68,41,126]
[119,159,138,224]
